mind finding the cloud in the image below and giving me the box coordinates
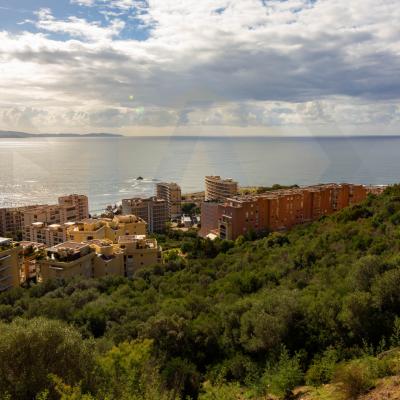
[33,8,125,41]
[70,0,95,6]
[71,0,136,10]
[0,0,400,134]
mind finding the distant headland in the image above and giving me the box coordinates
[0,130,124,138]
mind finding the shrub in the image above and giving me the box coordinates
[306,347,339,386]
[199,382,246,400]
[333,357,380,399]
[262,348,304,399]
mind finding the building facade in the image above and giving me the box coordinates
[0,238,20,292]
[156,182,182,219]
[37,234,162,282]
[121,197,169,233]
[0,205,46,239]
[201,183,373,240]
[205,176,238,202]
[67,215,147,243]
[23,222,76,247]
[199,201,223,237]
[0,194,89,239]
[58,194,89,221]
[38,240,125,282]
[118,235,162,277]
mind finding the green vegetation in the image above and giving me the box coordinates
[240,183,299,195]
[181,202,200,215]
[3,186,400,399]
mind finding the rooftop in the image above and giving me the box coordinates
[206,175,237,183]
[79,218,102,224]
[0,237,12,246]
[85,239,113,247]
[122,196,167,204]
[224,183,369,204]
[19,241,46,249]
[48,241,89,253]
[114,214,145,223]
[118,235,147,243]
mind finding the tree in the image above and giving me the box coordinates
[0,317,96,399]
[96,339,172,400]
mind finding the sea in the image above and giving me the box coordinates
[0,135,399,214]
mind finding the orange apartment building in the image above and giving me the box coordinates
[201,183,375,240]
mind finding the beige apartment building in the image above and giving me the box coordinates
[121,197,169,233]
[22,194,89,226]
[118,235,162,277]
[0,205,46,239]
[0,194,89,239]
[156,182,182,219]
[205,176,238,202]
[19,241,46,283]
[0,237,20,292]
[67,215,147,243]
[38,240,125,282]
[23,221,76,247]
[58,194,89,221]
[38,234,162,282]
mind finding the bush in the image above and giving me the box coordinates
[333,357,381,399]
[306,347,339,386]
[262,348,304,399]
[199,382,246,400]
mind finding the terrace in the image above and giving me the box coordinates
[46,241,92,263]
[0,237,19,252]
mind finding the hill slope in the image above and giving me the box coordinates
[2,186,400,398]
[0,130,123,138]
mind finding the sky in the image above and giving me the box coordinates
[0,0,399,136]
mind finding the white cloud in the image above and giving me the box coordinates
[33,8,125,41]
[70,0,95,6]
[71,0,135,10]
[1,0,400,134]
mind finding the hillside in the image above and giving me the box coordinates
[2,186,400,399]
[0,130,123,138]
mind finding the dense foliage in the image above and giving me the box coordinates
[3,186,400,399]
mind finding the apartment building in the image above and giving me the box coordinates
[88,239,125,278]
[121,197,169,233]
[118,235,162,277]
[23,221,76,247]
[19,241,46,283]
[0,194,89,239]
[0,237,20,292]
[37,234,162,282]
[37,240,125,282]
[67,215,147,243]
[199,201,223,238]
[205,176,238,201]
[156,182,182,219]
[201,183,372,240]
[58,194,89,221]
[22,194,89,226]
[0,205,46,239]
